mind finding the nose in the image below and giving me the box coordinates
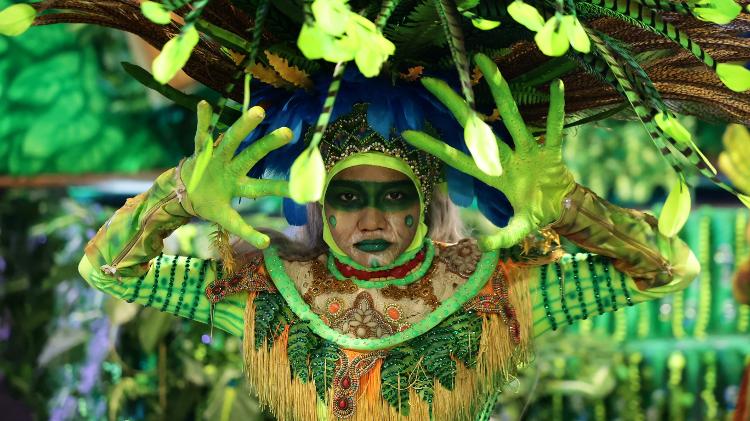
[357,207,387,231]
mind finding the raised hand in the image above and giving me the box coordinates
[402,53,576,251]
[179,101,293,249]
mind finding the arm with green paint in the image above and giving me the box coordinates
[78,101,293,337]
[402,53,699,325]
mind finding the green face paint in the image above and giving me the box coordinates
[405,214,414,227]
[328,215,337,228]
[325,180,419,212]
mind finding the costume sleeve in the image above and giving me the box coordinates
[77,167,246,337]
[529,183,700,337]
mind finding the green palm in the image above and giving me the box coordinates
[180,101,293,249]
[402,53,575,251]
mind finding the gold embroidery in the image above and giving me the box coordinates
[205,253,273,303]
[380,264,440,310]
[332,292,395,338]
[438,238,482,278]
[332,350,387,419]
[302,259,357,302]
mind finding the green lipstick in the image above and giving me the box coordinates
[354,239,392,252]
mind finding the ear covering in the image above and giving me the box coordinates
[321,152,428,257]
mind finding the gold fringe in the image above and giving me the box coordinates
[242,263,534,421]
[212,225,236,277]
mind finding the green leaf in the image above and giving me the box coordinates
[471,18,501,30]
[534,17,569,57]
[562,16,590,54]
[0,4,35,37]
[694,0,741,24]
[310,340,340,400]
[152,25,200,84]
[287,322,318,382]
[352,21,395,77]
[716,63,750,93]
[654,112,692,144]
[658,177,691,237]
[464,112,502,176]
[739,193,750,209]
[507,1,544,32]
[311,0,350,36]
[141,1,172,25]
[289,145,326,203]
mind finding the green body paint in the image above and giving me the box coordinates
[328,215,337,228]
[355,239,392,252]
[325,180,418,212]
[405,214,414,227]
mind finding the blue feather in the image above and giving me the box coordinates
[283,198,308,226]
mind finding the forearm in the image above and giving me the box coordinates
[550,184,699,290]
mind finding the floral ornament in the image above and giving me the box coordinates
[333,292,394,339]
[297,0,395,77]
[439,239,482,277]
[507,1,590,56]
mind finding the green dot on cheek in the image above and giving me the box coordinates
[405,214,414,228]
[328,215,337,228]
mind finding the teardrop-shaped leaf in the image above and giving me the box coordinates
[507,1,545,32]
[658,178,691,237]
[534,17,569,57]
[562,16,590,53]
[188,132,214,194]
[464,112,502,176]
[0,4,36,37]
[716,63,750,93]
[471,18,501,30]
[352,20,395,77]
[141,1,172,25]
[152,25,200,84]
[654,112,692,144]
[311,0,351,36]
[297,24,332,60]
[289,146,326,203]
[694,0,741,24]
[739,193,750,209]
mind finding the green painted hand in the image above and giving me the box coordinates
[402,53,576,251]
[179,101,293,249]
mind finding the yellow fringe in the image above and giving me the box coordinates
[212,225,236,277]
[242,263,534,421]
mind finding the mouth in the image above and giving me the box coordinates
[354,239,393,253]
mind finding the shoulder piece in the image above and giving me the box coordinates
[205,252,275,303]
[464,260,524,345]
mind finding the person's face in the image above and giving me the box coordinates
[324,165,421,268]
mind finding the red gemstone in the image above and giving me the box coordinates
[341,376,351,389]
[337,398,349,410]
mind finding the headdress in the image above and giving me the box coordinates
[16,0,750,213]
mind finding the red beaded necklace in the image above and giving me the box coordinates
[333,249,426,280]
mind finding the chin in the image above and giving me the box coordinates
[346,248,401,268]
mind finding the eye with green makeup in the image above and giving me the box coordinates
[325,180,419,212]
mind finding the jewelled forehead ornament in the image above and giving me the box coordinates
[316,103,442,205]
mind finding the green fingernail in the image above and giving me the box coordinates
[328,215,337,228]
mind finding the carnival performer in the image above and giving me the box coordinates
[79,54,699,421]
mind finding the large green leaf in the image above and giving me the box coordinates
[153,25,200,84]
[0,3,35,37]
[658,177,691,237]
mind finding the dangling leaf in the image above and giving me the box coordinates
[693,0,741,25]
[289,146,326,203]
[351,16,395,77]
[654,112,692,144]
[471,18,501,30]
[464,112,502,176]
[507,1,545,32]
[716,63,750,93]
[561,16,590,54]
[153,25,200,84]
[311,0,351,36]
[141,1,172,25]
[739,194,750,209]
[658,177,691,237]
[535,17,569,57]
[0,3,36,37]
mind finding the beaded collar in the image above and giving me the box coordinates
[327,239,436,288]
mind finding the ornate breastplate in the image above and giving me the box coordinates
[206,239,533,421]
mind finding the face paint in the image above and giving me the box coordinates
[325,180,419,212]
[405,214,414,228]
[328,215,337,228]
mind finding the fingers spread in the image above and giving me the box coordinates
[421,77,472,126]
[545,79,565,149]
[230,127,293,175]
[402,130,493,184]
[474,53,536,153]
[237,179,290,198]
[216,208,271,249]
[478,215,534,251]
[218,106,266,159]
[194,100,213,154]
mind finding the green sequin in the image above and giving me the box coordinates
[328,214,336,228]
[405,214,414,227]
